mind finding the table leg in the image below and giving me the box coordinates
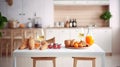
[101,54,105,67]
[13,56,17,67]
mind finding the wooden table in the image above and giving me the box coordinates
[13,44,105,67]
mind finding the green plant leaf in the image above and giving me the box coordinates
[100,11,112,21]
[0,12,8,29]
[0,21,5,29]
[0,12,1,18]
[2,17,8,22]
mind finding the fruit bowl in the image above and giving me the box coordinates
[64,39,91,49]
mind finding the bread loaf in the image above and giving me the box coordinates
[28,37,35,50]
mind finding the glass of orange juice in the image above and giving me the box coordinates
[85,27,94,46]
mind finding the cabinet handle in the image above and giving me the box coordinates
[19,13,22,15]
[105,31,107,32]
[23,13,25,15]
[19,13,25,15]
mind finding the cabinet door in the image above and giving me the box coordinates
[0,1,7,17]
[58,29,70,44]
[7,0,22,21]
[23,0,54,27]
[93,28,112,53]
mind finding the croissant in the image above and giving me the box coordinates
[19,39,28,50]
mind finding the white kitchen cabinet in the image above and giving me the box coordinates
[6,0,23,22]
[58,29,70,44]
[22,0,53,27]
[22,0,54,27]
[6,0,36,23]
[92,28,112,53]
[1,0,54,27]
[0,1,7,17]
[54,0,109,5]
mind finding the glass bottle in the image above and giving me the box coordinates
[74,19,77,27]
[85,27,94,46]
[72,19,74,27]
[69,19,72,27]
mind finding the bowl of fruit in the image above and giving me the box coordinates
[64,39,91,49]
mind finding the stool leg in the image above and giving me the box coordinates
[73,58,77,67]
[53,59,56,67]
[33,59,36,67]
[92,59,96,67]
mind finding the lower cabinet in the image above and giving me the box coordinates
[93,28,112,54]
[45,28,112,54]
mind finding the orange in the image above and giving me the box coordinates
[19,24,25,28]
[35,42,40,49]
[73,42,79,48]
[78,41,83,47]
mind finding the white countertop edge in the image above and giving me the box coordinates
[13,44,105,57]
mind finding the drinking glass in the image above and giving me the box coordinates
[79,28,85,41]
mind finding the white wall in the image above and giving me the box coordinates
[0,0,54,28]
[110,0,120,54]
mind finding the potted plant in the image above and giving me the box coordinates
[100,10,112,27]
[0,12,8,37]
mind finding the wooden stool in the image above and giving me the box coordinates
[31,57,56,67]
[73,57,96,67]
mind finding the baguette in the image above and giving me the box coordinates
[40,42,48,50]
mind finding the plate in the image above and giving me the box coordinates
[65,46,89,49]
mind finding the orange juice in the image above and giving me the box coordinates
[86,35,94,46]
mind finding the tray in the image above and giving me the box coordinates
[65,46,89,49]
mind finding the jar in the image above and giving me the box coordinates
[8,20,18,28]
[27,22,32,28]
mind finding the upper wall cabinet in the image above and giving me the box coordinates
[54,0,109,5]
[2,0,54,27]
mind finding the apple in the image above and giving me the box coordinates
[48,44,53,49]
[57,44,61,49]
[53,43,57,49]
